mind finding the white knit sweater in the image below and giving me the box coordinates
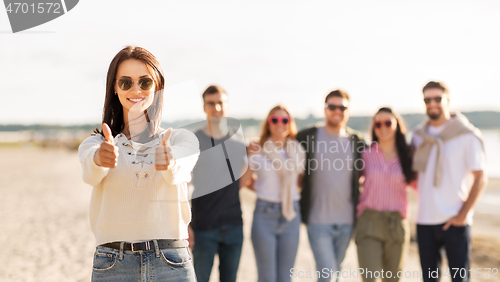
[78,128,200,247]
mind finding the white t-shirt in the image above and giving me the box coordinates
[412,121,486,225]
[248,149,301,203]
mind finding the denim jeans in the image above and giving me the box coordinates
[251,199,301,282]
[91,242,196,282]
[417,224,471,282]
[307,224,353,282]
[192,224,243,282]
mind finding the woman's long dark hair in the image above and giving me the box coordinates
[371,107,416,184]
[94,46,165,137]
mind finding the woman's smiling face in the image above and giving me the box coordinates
[114,59,156,115]
[268,109,291,138]
[373,111,398,142]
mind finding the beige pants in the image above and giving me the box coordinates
[355,209,410,282]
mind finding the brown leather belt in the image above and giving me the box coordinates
[101,239,188,252]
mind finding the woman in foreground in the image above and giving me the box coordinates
[78,46,199,282]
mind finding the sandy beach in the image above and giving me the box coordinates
[1,146,499,282]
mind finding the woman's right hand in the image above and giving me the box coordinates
[247,140,260,155]
[94,123,119,168]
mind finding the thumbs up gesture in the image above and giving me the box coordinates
[94,123,119,168]
[155,128,175,171]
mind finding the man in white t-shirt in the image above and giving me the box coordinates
[412,81,487,282]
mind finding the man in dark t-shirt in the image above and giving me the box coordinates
[191,129,243,230]
[190,85,248,282]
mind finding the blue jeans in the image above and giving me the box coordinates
[417,224,471,282]
[307,224,353,282]
[192,225,243,282]
[91,242,196,282]
[251,199,301,282]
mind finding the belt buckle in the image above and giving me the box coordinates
[130,242,140,252]
[131,241,151,252]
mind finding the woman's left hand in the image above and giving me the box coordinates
[155,128,176,170]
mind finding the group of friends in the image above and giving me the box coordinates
[79,46,487,282]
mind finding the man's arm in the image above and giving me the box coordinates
[296,127,312,146]
[443,170,487,230]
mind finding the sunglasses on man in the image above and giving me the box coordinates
[423,96,444,104]
[325,104,348,112]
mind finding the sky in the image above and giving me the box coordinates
[1,0,499,125]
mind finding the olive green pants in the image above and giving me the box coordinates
[355,209,410,282]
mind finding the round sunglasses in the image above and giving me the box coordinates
[423,96,443,104]
[373,119,393,129]
[325,103,348,112]
[116,77,154,91]
[268,115,290,125]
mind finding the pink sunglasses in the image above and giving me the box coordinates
[268,115,290,125]
[373,119,393,129]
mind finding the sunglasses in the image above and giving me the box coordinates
[325,104,348,112]
[204,101,225,107]
[116,77,154,91]
[268,115,290,125]
[373,119,393,129]
[423,96,443,104]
